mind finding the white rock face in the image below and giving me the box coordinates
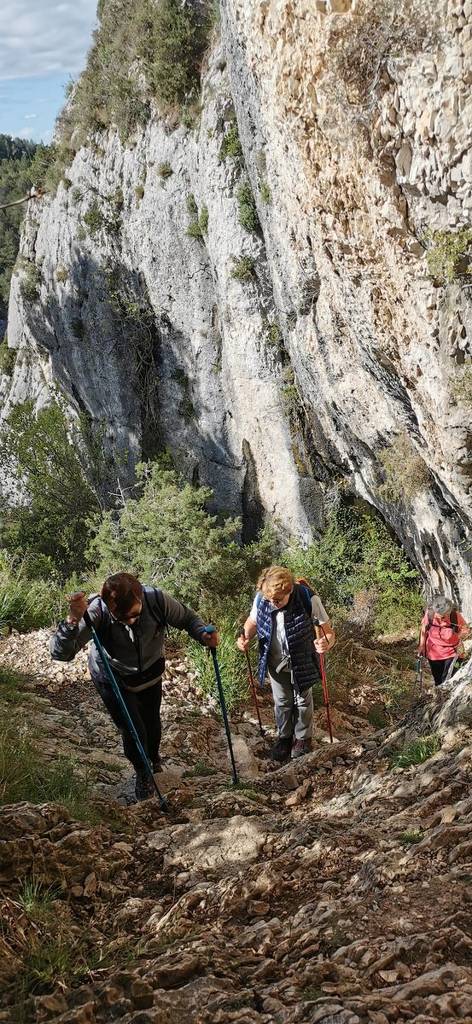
[1,0,471,605]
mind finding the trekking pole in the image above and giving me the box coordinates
[239,629,265,737]
[83,610,168,811]
[204,626,239,785]
[314,621,334,744]
[415,654,424,694]
[415,626,425,694]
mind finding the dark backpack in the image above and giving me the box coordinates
[143,588,168,631]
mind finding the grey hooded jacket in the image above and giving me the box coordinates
[50,586,207,687]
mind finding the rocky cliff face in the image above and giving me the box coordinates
[1,0,471,603]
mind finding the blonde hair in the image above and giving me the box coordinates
[257,565,294,599]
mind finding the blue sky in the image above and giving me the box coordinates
[0,1,97,144]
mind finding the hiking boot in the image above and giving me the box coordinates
[269,737,293,762]
[291,738,312,759]
[134,769,154,801]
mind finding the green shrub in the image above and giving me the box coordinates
[8,911,139,1015]
[199,204,209,233]
[265,322,281,347]
[0,399,101,580]
[55,265,69,283]
[0,136,41,318]
[181,100,202,130]
[157,161,173,179]
[0,338,16,376]
[259,180,271,204]
[134,184,145,201]
[185,614,251,710]
[237,181,260,234]
[280,366,299,411]
[56,0,214,148]
[148,0,214,106]
[186,196,208,239]
[17,878,61,923]
[17,258,40,302]
[390,734,441,770]
[83,201,104,236]
[231,255,255,282]
[0,716,95,816]
[378,432,429,504]
[0,554,65,633]
[426,228,472,283]
[0,663,33,702]
[219,119,242,162]
[398,829,423,846]
[187,219,204,239]
[58,8,145,142]
[182,758,217,778]
[88,460,274,619]
[186,193,198,217]
[283,497,422,633]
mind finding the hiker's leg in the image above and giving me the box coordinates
[91,671,147,770]
[293,686,314,740]
[137,681,163,766]
[429,658,454,686]
[269,670,295,738]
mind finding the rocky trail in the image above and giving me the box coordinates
[1,632,472,1024]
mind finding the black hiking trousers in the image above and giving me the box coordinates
[428,657,456,686]
[92,670,162,770]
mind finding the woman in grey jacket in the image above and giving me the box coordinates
[50,572,218,800]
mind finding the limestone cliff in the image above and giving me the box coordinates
[1,0,471,604]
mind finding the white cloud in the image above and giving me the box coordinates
[24,112,37,118]
[0,1,97,80]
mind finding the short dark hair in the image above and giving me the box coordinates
[101,573,143,616]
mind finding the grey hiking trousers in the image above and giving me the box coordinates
[269,666,314,740]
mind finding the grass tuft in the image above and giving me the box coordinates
[390,734,441,770]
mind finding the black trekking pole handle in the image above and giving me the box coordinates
[204,626,239,785]
[83,610,168,810]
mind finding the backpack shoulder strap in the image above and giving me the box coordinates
[296,582,313,617]
[144,587,167,629]
[451,608,458,630]
[89,595,111,643]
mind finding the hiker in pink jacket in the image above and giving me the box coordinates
[418,595,469,686]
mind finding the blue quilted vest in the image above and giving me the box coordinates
[256,583,321,693]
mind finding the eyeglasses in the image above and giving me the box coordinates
[117,603,142,623]
[270,589,293,605]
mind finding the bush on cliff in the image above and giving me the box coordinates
[88,459,274,619]
[57,0,215,149]
[0,399,100,582]
[283,498,422,634]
